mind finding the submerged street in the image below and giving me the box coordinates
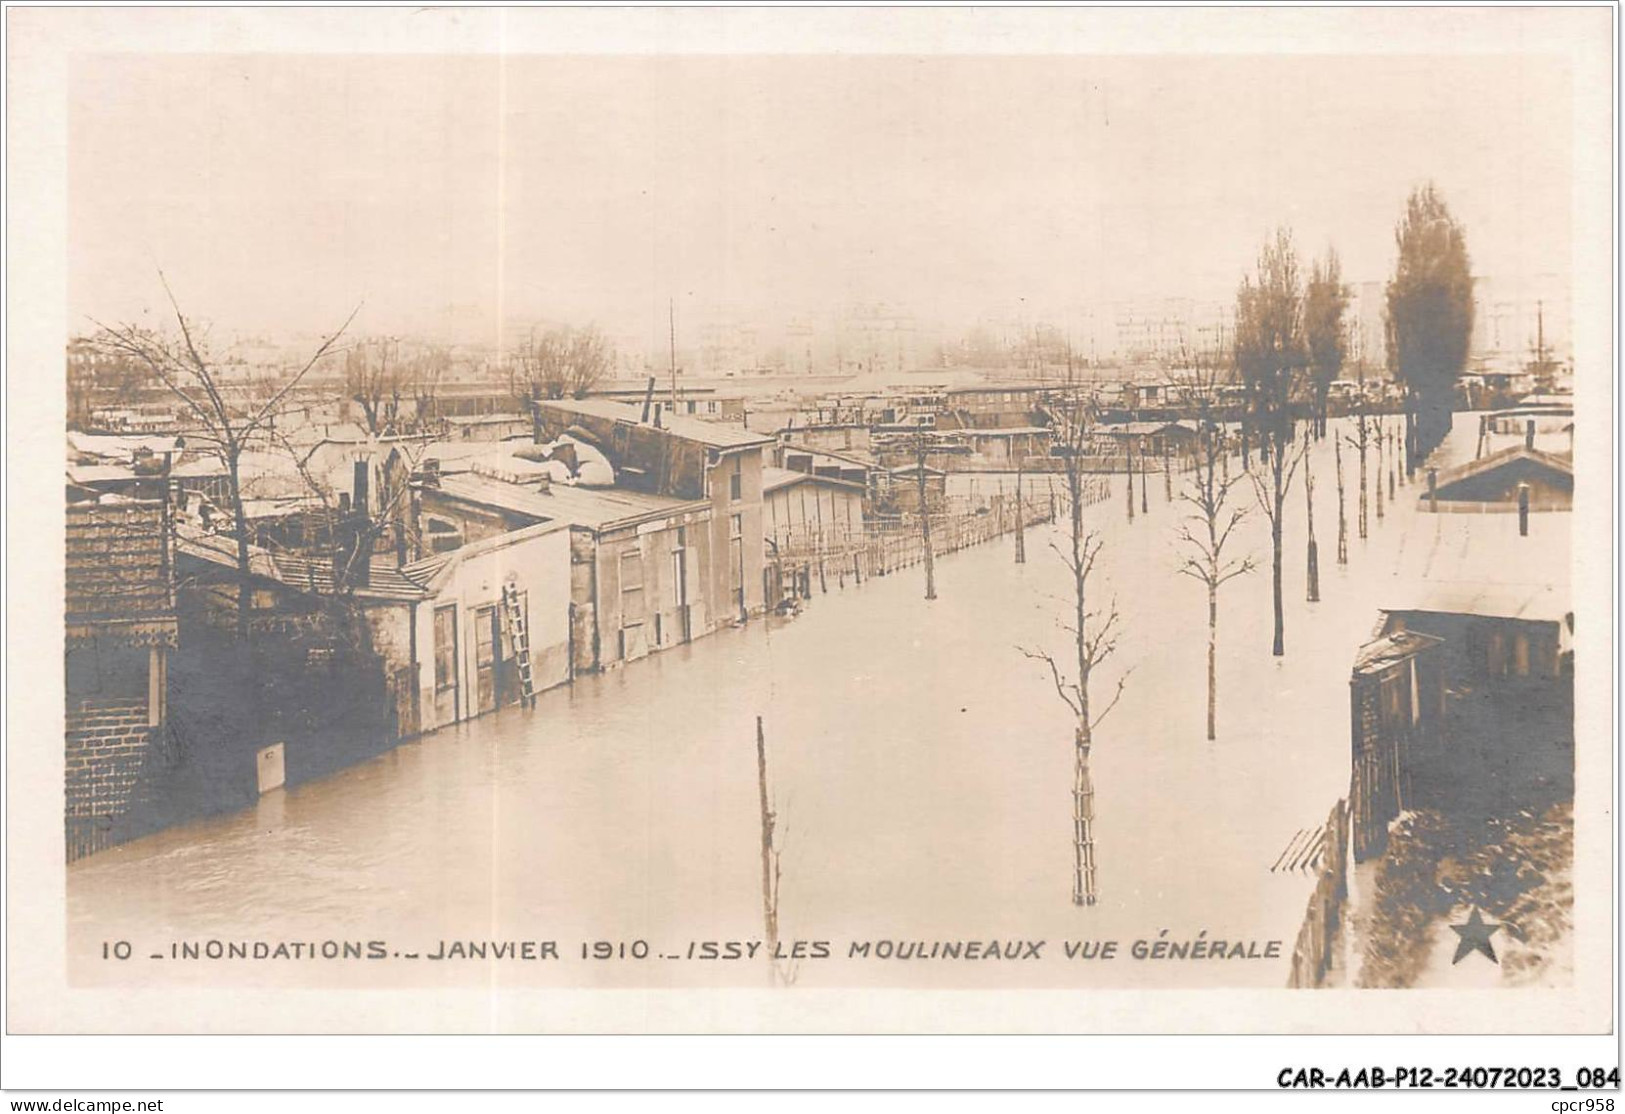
[69,420,1488,989]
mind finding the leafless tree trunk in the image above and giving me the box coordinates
[1334,436,1349,564]
[1124,439,1135,523]
[1250,434,1307,658]
[1346,410,1371,540]
[1387,425,1398,499]
[1375,416,1386,522]
[1176,417,1256,741]
[1020,389,1127,905]
[1304,432,1319,603]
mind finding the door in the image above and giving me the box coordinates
[473,604,498,715]
[433,605,458,724]
[671,533,690,643]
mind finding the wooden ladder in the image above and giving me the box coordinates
[501,582,536,708]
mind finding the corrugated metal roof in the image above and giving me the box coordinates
[176,531,426,603]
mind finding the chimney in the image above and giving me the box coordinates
[1427,468,1438,512]
[1525,419,1536,450]
[354,459,370,521]
[640,375,657,423]
[1518,482,1530,536]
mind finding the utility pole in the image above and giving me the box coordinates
[669,298,678,409]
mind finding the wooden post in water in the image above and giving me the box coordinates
[1125,441,1135,523]
[1374,420,1386,523]
[755,716,780,982]
[915,438,937,600]
[1388,427,1397,500]
[1014,462,1026,565]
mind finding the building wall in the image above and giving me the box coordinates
[412,526,572,732]
[764,481,866,560]
[65,697,157,861]
[417,488,530,552]
[705,451,765,622]
[362,602,420,737]
[592,509,715,668]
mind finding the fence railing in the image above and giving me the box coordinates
[1287,797,1351,988]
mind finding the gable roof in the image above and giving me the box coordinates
[762,466,868,495]
[1430,445,1573,498]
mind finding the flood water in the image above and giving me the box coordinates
[68,417,1487,990]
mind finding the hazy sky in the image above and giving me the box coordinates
[69,53,1572,348]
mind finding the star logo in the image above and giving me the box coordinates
[1449,907,1502,965]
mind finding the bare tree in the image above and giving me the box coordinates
[94,274,358,636]
[1344,405,1375,540]
[1304,248,1350,439]
[345,337,402,436]
[1174,363,1257,741]
[407,344,449,427]
[1020,383,1128,906]
[1235,228,1309,657]
[510,325,614,403]
[564,325,612,399]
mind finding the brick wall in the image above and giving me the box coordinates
[65,697,156,861]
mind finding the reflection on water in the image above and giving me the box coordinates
[69,420,1464,989]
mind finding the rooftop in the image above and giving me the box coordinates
[427,471,705,531]
[535,397,773,450]
[761,466,867,495]
[1381,507,1570,624]
[176,530,428,603]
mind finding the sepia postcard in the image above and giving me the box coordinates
[4,6,1616,1046]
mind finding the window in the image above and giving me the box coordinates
[729,469,742,502]
[730,513,743,540]
[426,517,462,553]
[707,400,719,414]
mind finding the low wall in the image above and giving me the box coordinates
[65,698,157,861]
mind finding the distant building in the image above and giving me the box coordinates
[837,303,918,376]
